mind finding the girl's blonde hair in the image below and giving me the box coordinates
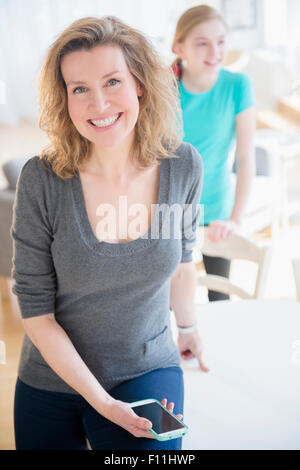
[171,5,228,76]
[38,16,182,180]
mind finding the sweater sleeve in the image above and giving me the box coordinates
[180,144,203,263]
[10,157,57,318]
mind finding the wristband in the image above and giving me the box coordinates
[177,321,198,334]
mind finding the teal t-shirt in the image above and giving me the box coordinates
[179,68,255,224]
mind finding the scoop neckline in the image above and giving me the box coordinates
[70,158,169,257]
[180,68,224,97]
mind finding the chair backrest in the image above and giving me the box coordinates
[232,143,278,177]
[292,259,300,302]
[2,156,31,190]
[195,227,272,299]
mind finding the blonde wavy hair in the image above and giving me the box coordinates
[38,16,183,180]
[171,5,228,75]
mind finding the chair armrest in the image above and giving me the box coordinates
[255,145,279,177]
[232,144,279,177]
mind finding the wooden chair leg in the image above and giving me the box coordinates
[0,276,11,301]
[195,260,205,273]
[265,224,273,238]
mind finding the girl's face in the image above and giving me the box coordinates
[174,19,227,75]
[61,44,142,150]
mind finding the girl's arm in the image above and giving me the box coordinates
[208,105,256,242]
[230,105,256,225]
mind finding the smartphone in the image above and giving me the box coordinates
[129,398,188,441]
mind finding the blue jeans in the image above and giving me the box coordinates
[14,366,184,450]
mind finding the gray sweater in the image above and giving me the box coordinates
[11,142,203,394]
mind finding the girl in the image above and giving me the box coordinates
[172,5,256,301]
[12,16,209,450]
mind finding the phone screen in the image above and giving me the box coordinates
[132,402,185,434]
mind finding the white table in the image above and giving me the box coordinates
[173,300,300,450]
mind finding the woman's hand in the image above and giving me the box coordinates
[104,399,155,438]
[207,219,239,243]
[177,330,210,372]
[161,398,183,421]
[103,398,183,438]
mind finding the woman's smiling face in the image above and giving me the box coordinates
[61,44,142,149]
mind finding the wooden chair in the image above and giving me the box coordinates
[194,227,272,300]
[292,259,300,302]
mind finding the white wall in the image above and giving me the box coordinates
[0,0,192,126]
[186,0,265,50]
[1,0,298,126]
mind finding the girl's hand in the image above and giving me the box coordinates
[207,219,239,243]
[177,330,210,372]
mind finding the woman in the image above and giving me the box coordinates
[172,5,256,301]
[11,16,209,450]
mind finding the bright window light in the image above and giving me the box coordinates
[263,0,287,46]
